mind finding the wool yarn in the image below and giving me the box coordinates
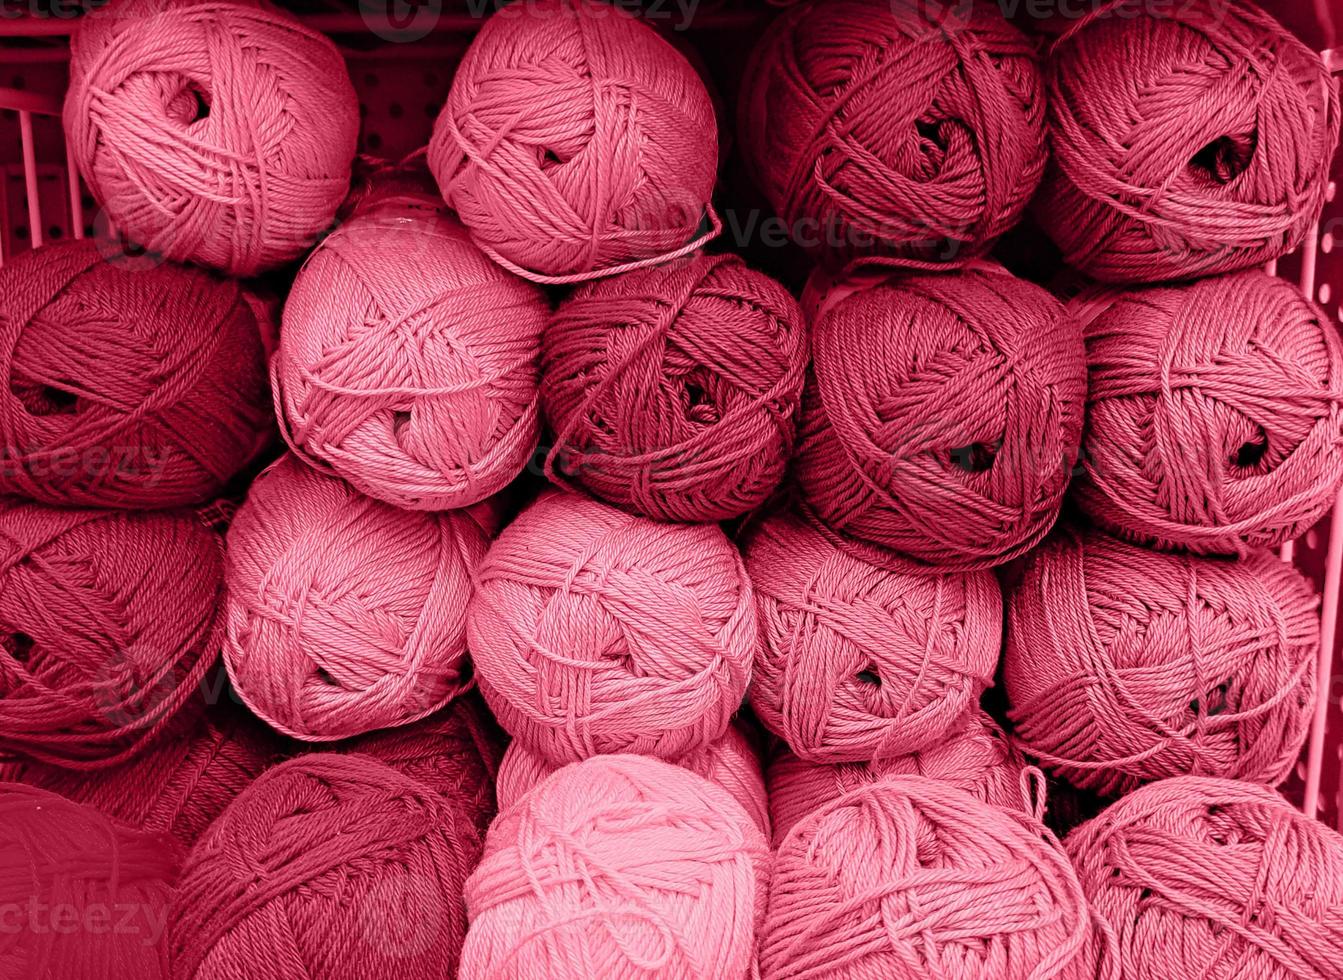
[429,0,719,282]
[1074,270,1343,555]
[766,709,1030,847]
[541,254,808,522]
[1066,776,1343,979]
[65,0,359,276]
[462,754,769,980]
[0,501,223,768]
[1037,0,1340,283]
[796,263,1086,569]
[0,785,181,980]
[223,455,487,741]
[495,721,769,834]
[276,193,550,511]
[169,753,484,980]
[738,0,1046,267]
[759,775,1097,979]
[467,490,756,763]
[1005,526,1318,797]
[745,510,1001,762]
[0,240,272,509]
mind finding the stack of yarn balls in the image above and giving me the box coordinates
[1,0,1341,977]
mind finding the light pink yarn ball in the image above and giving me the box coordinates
[744,510,1001,762]
[760,776,1097,979]
[496,721,768,834]
[1005,526,1318,796]
[223,456,487,741]
[276,193,549,510]
[467,490,756,763]
[462,754,769,980]
[766,710,1029,847]
[65,0,359,276]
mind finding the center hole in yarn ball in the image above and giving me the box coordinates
[4,631,34,664]
[949,440,1000,474]
[1232,429,1270,470]
[314,667,338,686]
[1189,133,1256,185]
[914,117,945,152]
[1189,682,1230,718]
[538,147,567,171]
[166,82,212,127]
[855,668,882,687]
[683,380,719,424]
[22,384,79,416]
[391,410,412,436]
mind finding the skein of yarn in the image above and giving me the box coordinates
[1005,527,1318,797]
[796,263,1086,569]
[462,754,769,980]
[1073,270,1343,554]
[759,776,1098,979]
[223,455,487,741]
[429,0,720,283]
[738,0,1046,267]
[745,510,1002,762]
[0,785,181,980]
[64,0,360,276]
[766,709,1030,847]
[169,753,485,980]
[0,240,272,509]
[541,254,808,522]
[1067,776,1343,979]
[276,192,550,511]
[467,490,756,763]
[0,501,223,768]
[1037,0,1340,283]
[495,721,769,834]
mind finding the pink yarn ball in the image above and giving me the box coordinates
[462,754,769,980]
[796,264,1086,569]
[1037,1,1340,283]
[223,456,487,741]
[759,776,1097,979]
[1005,526,1318,797]
[65,0,359,277]
[744,510,1002,762]
[1066,776,1343,979]
[738,0,1046,267]
[429,0,719,282]
[276,193,550,510]
[541,254,808,522]
[467,490,756,763]
[1074,270,1343,555]
[766,709,1030,847]
[496,721,769,834]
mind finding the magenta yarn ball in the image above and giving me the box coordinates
[65,0,359,276]
[223,456,487,741]
[429,0,719,282]
[276,193,550,510]
[744,510,1002,763]
[1005,526,1318,797]
[467,490,756,764]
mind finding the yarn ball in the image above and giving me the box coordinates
[462,754,769,980]
[1073,270,1343,555]
[0,501,224,768]
[738,0,1046,267]
[541,254,807,522]
[0,700,287,848]
[766,709,1030,847]
[0,785,181,980]
[1066,776,1343,979]
[1037,0,1340,283]
[65,0,359,276]
[759,775,1097,979]
[169,753,485,980]
[1005,526,1318,797]
[467,490,756,763]
[429,0,719,282]
[796,263,1086,569]
[223,455,487,741]
[0,240,272,509]
[744,510,1002,762]
[276,194,550,510]
[496,721,769,834]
